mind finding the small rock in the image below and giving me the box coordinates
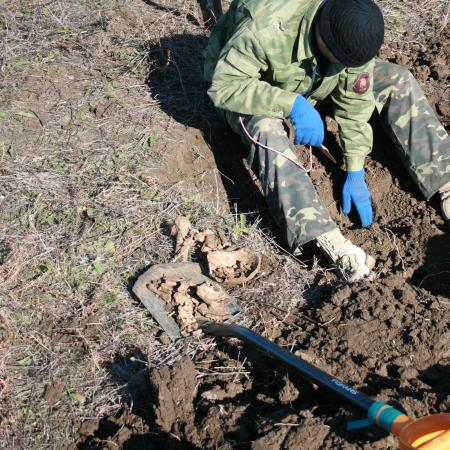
[201,384,244,401]
[278,377,299,404]
[159,333,171,345]
[376,364,388,377]
[398,366,419,380]
[43,382,64,405]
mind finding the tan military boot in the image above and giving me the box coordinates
[440,181,450,221]
[316,228,375,282]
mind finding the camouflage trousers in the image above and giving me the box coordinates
[225,60,450,249]
[373,61,450,199]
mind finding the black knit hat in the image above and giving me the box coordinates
[318,0,384,67]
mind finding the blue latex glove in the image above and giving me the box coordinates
[342,170,373,227]
[289,96,324,147]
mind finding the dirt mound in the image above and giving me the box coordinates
[380,30,450,128]
[143,273,446,450]
[150,358,198,435]
[72,270,449,449]
[300,274,450,388]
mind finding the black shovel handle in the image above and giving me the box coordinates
[200,321,373,412]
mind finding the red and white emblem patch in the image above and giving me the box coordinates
[353,72,370,94]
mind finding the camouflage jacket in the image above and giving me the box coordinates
[204,0,376,171]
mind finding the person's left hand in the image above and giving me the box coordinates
[289,95,324,147]
[342,170,373,227]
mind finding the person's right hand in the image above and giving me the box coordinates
[289,95,324,147]
[342,170,373,227]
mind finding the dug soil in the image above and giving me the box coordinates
[72,20,450,450]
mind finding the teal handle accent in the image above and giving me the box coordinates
[368,402,405,432]
[347,418,372,431]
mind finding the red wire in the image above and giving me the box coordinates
[239,116,313,173]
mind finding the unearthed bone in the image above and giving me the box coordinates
[197,302,229,318]
[176,279,192,295]
[217,229,228,247]
[136,211,264,338]
[147,283,173,303]
[172,235,196,263]
[201,230,222,253]
[195,231,206,243]
[148,276,237,336]
[171,216,195,262]
[195,283,230,317]
[172,216,192,250]
[155,278,179,294]
[133,262,239,341]
[207,248,261,285]
[177,309,197,334]
[169,217,260,285]
[173,291,194,306]
[196,282,229,305]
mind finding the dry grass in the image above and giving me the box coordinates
[0,0,207,446]
[378,0,450,42]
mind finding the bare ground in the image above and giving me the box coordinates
[0,0,449,449]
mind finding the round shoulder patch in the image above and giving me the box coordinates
[353,72,370,94]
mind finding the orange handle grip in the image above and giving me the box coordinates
[399,414,450,450]
[417,429,450,450]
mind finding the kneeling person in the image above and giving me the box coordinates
[204,0,450,282]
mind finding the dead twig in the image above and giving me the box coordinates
[439,0,450,32]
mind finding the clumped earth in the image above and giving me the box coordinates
[1,0,449,449]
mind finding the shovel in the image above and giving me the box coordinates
[200,321,450,450]
[132,262,239,341]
